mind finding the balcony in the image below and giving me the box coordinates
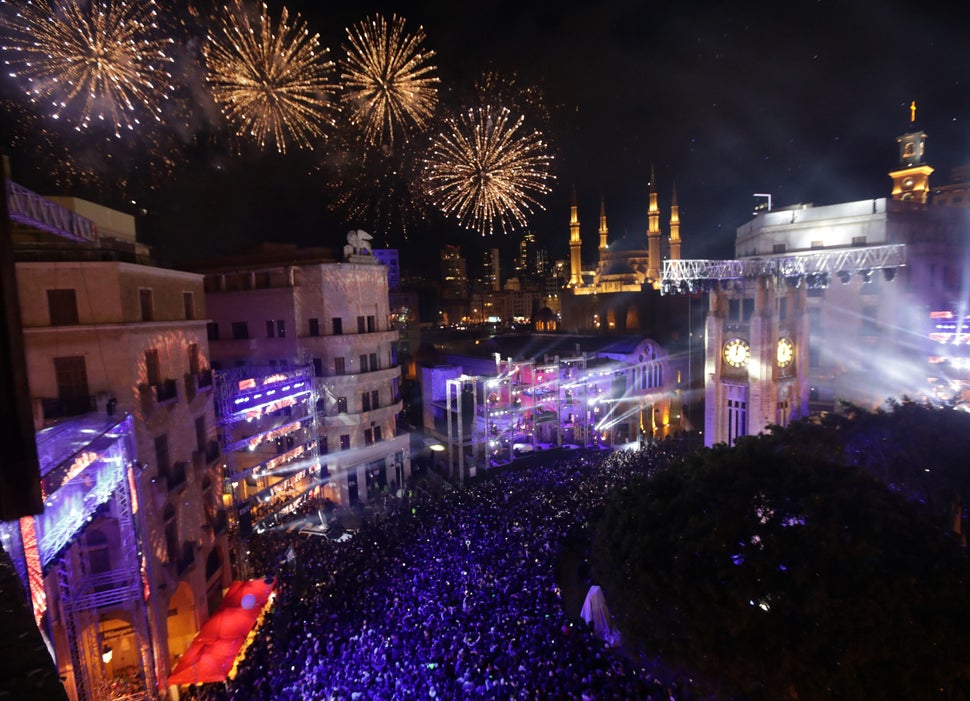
[165,461,188,493]
[156,378,178,404]
[38,395,97,421]
[212,510,228,535]
[139,379,179,416]
[185,369,214,401]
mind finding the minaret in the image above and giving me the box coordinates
[568,186,583,287]
[598,196,609,254]
[669,182,681,261]
[889,100,933,203]
[646,167,662,287]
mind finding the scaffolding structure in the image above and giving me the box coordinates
[661,244,907,292]
[442,352,662,477]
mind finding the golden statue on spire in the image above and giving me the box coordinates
[910,100,917,123]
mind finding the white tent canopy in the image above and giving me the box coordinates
[580,585,621,647]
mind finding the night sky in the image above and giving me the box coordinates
[2,0,969,273]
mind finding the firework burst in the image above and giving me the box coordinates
[340,13,439,146]
[423,105,555,236]
[204,0,339,153]
[0,0,175,135]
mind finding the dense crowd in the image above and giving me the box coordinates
[184,437,699,701]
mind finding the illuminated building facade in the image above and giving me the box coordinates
[197,244,411,514]
[7,189,230,697]
[422,334,688,477]
[663,108,970,445]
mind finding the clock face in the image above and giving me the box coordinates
[903,176,915,190]
[777,337,794,368]
[723,338,750,368]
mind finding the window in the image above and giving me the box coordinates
[277,320,285,338]
[364,428,374,446]
[163,504,177,564]
[318,436,328,455]
[359,354,368,373]
[374,425,382,442]
[207,322,220,340]
[332,317,343,335]
[778,298,787,320]
[808,307,821,333]
[810,240,824,249]
[337,396,348,413]
[370,352,378,371]
[772,243,786,254]
[313,358,323,377]
[154,434,170,475]
[308,318,320,336]
[371,389,379,409]
[183,292,195,320]
[54,356,89,407]
[728,299,740,322]
[266,320,276,338]
[362,392,371,412]
[357,316,366,333]
[340,434,350,451]
[742,298,755,321]
[861,306,879,336]
[188,343,201,374]
[145,348,162,386]
[47,289,78,325]
[367,315,376,332]
[334,357,345,375]
[195,416,206,453]
[139,289,155,321]
[851,235,867,246]
[231,322,249,339]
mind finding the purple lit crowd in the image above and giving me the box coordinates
[184,438,699,701]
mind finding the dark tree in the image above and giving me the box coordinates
[591,431,970,700]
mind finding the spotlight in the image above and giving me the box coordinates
[102,645,113,665]
[882,267,896,282]
[860,269,872,284]
[838,271,852,285]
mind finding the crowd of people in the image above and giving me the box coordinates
[185,437,700,701]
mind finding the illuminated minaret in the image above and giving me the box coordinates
[669,182,681,261]
[568,186,583,287]
[646,167,662,287]
[598,196,609,254]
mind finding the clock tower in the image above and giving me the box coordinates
[889,101,933,203]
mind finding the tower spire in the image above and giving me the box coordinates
[669,181,681,261]
[598,195,608,253]
[647,166,661,288]
[568,185,583,287]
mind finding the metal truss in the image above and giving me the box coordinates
[6,180,96,242]
[661,244,907,289]
[56,465,155,700]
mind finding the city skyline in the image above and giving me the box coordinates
[1,1,968,267]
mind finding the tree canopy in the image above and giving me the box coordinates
[591,427,970,700]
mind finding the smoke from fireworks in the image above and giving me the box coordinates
[204,0,338,153]
[423,105,555,236]
[340,14,439,146]
[0,0,175,135]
